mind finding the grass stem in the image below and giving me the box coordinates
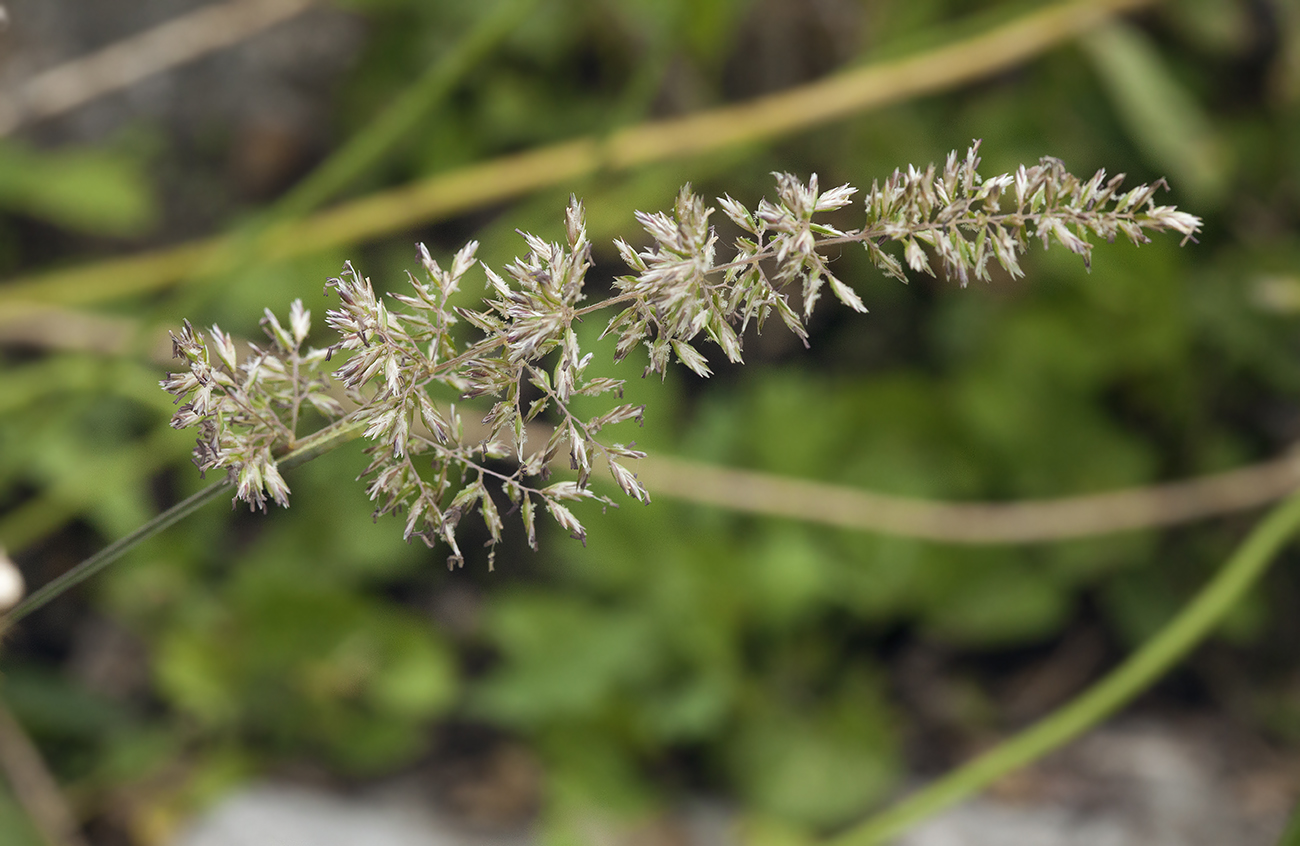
[830,489,1300,846]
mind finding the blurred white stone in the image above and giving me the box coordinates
[169,725,1289,846]
[171,783,532,846]
[897,721,1289,846]
[0,547,25,611]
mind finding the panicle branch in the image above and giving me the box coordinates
[160,304,340,512]
[161,142,1201,565]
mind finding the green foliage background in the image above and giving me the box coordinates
[2,0,1299,841]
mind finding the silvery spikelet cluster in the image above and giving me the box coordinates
[161,143,1202,568]
[161,305,341,512]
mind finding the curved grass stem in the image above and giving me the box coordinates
[827,489,1300,846]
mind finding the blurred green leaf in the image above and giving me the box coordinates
[156,574,456,771]
[155,629,241,728]
[1082,21,1227,204]
[473,595,660,725]
[748,526,831,624]
[0,668,132,740]
[0,140,156,235]
[366,627,458,719]
[0,791,44,846]
[538,727,658,818]
[1280,801,1300,846]
[918,555,1070,646]
[1102,565,1187,647]
[726,673,899,827]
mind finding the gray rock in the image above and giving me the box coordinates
[172,782,533,846]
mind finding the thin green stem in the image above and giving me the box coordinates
[280,414,369,470]
[828,489,1300,846]
[0,427,188,555]
[0,479,227,638]
[0,415,369,638]
[1280,802,1300,846]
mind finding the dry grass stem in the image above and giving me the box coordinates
[0,698,89,846]
[0,0,314,136]
[634,450,1300,543]
[0,0,1156,315]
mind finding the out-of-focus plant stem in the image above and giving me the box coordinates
[0,697,90,846]
[826,489,1300,846]
[1279,802,1300,846]
[0,0,314,136]
[634,449,1300,543]
[190,0,537,282]
[0,0,1157,317]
